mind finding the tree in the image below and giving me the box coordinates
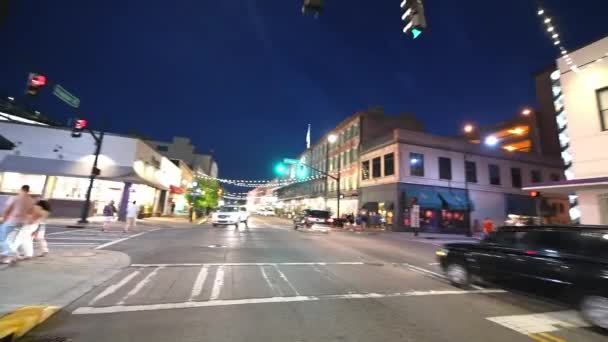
[185,177,220,212]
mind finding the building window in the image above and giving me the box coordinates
[465,161,477,183]
[156,145,169,152]
[345,149,351,165]
[511,167,522,188]
[438,157,452,180]
[362,161,370,180]
[384,153,395,176]
[531,170,542,183]
[410,153,424,177]
[489,164,501,185]
[550,173,561,182]
[597,87,608,131]
[372,157,381,178]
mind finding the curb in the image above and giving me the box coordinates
[0,306,60,341]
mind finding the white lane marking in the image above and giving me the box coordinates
[47,229,99,236]
[89,271,141,305]
[273,265,300,296]
[117,267,163,305]
[260,265,283,296]
[487,310,590,334]
[399,263,446,279]
[428,262,440,266]
[47,237,113,241]
[73,289,507,315]
[189,265,209,301]
[209,266,225,300]
[95,230,158,250]
[47,243,99,246]
[130,262,366,267]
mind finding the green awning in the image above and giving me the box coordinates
[406,188,442,209]
[437,190,470,211]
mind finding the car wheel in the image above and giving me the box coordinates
[581,295,608,329]
[212,224,218,227]
[446,262,471,288]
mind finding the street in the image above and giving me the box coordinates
[23,216,607,342]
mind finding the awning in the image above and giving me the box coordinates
[405,188,442,209]
[524,176,608,194]
[437,190,469,211]
[170,185,185,194]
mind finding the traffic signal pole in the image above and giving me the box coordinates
[78,128,104,224]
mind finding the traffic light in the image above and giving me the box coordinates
[71,119,87,138]
[530,191,541,198]
[302,0,323,15]
[275,163,287,176]
[26,73,47,96]
[401,0,427,39]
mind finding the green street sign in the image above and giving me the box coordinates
[53,84,80,108]
[283,158,300,165]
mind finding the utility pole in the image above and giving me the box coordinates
[77,125,104,223]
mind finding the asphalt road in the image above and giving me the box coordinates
[24,216,607,342]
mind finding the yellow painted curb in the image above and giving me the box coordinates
[0,306,60,340]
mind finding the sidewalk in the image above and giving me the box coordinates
[0,249,130,340]
[46,215,204,229]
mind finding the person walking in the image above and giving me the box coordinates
[125,201,138,233]
[0,185,34,264]
[33,200,51,256]
[101,200,117,232]
[482,217,495,239]
[9,199,51,260]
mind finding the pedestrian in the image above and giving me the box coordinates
[102,200,117,232]
[482,217,495,239]
[33,200,51,256]
[171,202,176,215]
[125,201,138,233]
[0,185,34,264]
[9,199,51,260]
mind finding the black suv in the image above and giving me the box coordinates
[293,209,332,230]
[437,225,608,329]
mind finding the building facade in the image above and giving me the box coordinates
[361,129,569,233]
[147,137,218,178]
[0,122,183,218]
[526,36,608,224]
[275,107,424,217]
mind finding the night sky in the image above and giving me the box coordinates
[1,0,607,183]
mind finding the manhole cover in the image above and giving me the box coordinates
[58,251,96,257]
[207,244,226,248]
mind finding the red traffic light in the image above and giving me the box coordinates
[75,119,87,129]
[530,191,541,198]
[30,74,47,87]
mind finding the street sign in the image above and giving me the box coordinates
[283,158,300,165]
[53,84,80,108]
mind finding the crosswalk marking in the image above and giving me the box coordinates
[274,265,300,296]
[209,266,225,300]
[190,266,210,301]
[260,265,283,296]
[487,310,590,334]
[131,262,366,267]
[89,270,141,305]
[118,267,163,305]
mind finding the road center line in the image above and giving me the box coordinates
[118,267,163,305]
[209,266,225,300]
[189,266,209,301]
[73,289,507,315]
[89,271,140,305]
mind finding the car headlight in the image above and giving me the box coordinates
[435,249,448,257]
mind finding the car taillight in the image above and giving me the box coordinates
[326,218,334,223]
[524,250,538,255]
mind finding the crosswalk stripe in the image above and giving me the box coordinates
[190,266,209,301]
[90,271,141,305]
[118,267,163,305]
[273,265,300,296]
[260,265,283,296]
[209,266,225,300]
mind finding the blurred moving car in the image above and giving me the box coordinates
[212,205,249,228]
[256,208,276,216]
[437,225,608,329]
[293,209,332,233]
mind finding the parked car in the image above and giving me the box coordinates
[293,209,333,233]
[211,206,249,228]
[256,208,276,216]
[436,225,608,329]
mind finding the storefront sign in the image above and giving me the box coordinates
[410,204,420,228]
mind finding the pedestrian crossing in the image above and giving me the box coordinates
[73,262,506,315]
[45,227,154,251]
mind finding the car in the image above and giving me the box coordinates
[293,209,333,233]
[256,208,276,216]
[436,225,608,329]
[211,205,249,228]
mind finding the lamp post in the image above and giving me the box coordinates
[327,134,341,222]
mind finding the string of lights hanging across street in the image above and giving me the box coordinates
[536,6,607,74]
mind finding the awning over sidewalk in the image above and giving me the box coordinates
[405,188,442,209]
[437,190,471,211]
[524,176,608,194]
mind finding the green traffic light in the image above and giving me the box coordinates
[412,28,422,39]
[275,163,287,175]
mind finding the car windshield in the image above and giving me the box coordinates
[305,210,330,218]
[217,206,239,212]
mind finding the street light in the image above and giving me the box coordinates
[522,108,532,116]
[327,134,337,144]
[463,124,474,134]
[327,133,341,224]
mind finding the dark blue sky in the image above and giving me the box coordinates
[1,0,607,181]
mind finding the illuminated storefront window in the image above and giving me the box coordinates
[0,172,46,194]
